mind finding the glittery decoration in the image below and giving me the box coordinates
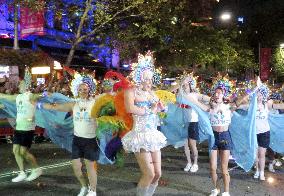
[131,51,160,85]
[71,72,96,97]
[257,84,270,102]
[211,73,235,98]
[24,67,32,89]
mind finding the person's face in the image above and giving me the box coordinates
[214,88,224,103]
[141,71,153,91]
[78,83,90,99]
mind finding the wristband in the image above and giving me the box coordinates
[145,107,153,115]
[37,102,43,109]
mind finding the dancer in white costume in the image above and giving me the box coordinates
[178,74,210,173]
[122,52,167,196]
[252,84,284,181]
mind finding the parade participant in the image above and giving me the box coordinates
[41,73,98,196]
[182,74,247,196]
[122,51,167,196]
[178,74,210,173]
[11,68,42,182]
[252,84,284,181]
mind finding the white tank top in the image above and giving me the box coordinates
[73,99,97,138]
[16,92,36,131]
[256,105,270,134]
[181,92,199,122]
[209,103,231,126]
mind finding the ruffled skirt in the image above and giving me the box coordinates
[122,129,167,153]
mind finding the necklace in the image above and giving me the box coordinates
[78,99,88,112]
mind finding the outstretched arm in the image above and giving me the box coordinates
[183,93,210,112]
[268,100,284,110]
[0,93,18,101]
[42,102,75,113]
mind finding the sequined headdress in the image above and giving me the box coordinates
[19,67,32,92]
[257,84,270,102]
[71,72,96,97]
[131,51,161,85]
[211,73,234,98]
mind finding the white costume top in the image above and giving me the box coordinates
[16,92,36,131]
[186,93,199,122]
[122,93,167,152]
[73,98,97,138]
[256,105,270,134]
[209,103,231,127]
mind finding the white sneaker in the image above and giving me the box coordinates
[86,189,96,196]
[275,160,282,167]
[12,171,27,182]
[209,189,220,196]
[221,192,230,196]
[26,168,42,181]
[254,171,259,179]
[259,174,265,181]
[190,164,199,173]
[77,186,88,196]
[268,163,275,173]
[184,163,192,172]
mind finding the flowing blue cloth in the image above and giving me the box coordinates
[160,95,214,149]
[230,93,258,172]
[0,93,113,165]
[269,113,284,154]
[160,103,188,148]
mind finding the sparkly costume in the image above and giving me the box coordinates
[122,101,167,153]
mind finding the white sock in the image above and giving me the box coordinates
[147,183,158,196]
[136,186,148,196]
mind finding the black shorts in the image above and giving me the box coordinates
[257,131,270,148]
[13,130,34,148]
[212,131,232,151]
[72,135,100,161]
[188,122,199,140]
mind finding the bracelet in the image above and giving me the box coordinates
[37,102,43,109]
[144,107,153,115]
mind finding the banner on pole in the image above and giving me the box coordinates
[20,5,45,38]
[260,48,272,81]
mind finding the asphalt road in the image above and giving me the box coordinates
[0,140,283,196]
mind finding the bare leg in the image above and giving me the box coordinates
[220,150,230,193]
[189,138,198,165]
[135,150,155,187]
[84,159,98,191]
[72,159,87,188]
[258,147,267,180]
[13,144,24,171]
[20,146,38,168]
[210,150,219,190]
[147,151,162,196]
[184,140,192,165]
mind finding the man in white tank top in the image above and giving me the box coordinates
[11,80,43,183]
[42,75,98,196]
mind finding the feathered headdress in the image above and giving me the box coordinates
[19,67,32,93]
[131,51,161,85]
[71,72,96,97]
[104,70,131,91]
[211,73,234,98]
[257,84,270,102]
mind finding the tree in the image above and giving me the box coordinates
[272,47,284,81]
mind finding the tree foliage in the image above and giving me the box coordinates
[272,48,284,78]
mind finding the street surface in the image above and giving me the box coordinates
[0,140,283,196]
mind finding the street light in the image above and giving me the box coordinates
[280,43,284,48]
[220,12,231,21]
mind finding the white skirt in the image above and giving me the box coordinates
[122,129,167,153]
